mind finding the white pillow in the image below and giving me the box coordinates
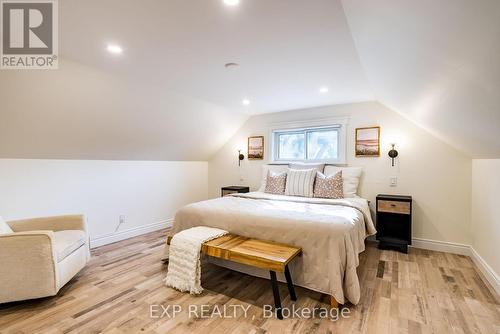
[289,162,325,173]
[285,168,316,198]
[0,216,13,234]
[323,166,363,198]
[258,164,289,192]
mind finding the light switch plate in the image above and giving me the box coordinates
[390,177,398,187]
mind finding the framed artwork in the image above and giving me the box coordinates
[355,127,380,157]
[248,136,264,160]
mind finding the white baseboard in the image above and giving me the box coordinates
[90,219,173,248]
[470,247,500,296]
[411,238,471,256]
[411,237,499,296]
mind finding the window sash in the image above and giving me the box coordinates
[276,130,306,161]
[306,128,339,160]
[273,125,341,162]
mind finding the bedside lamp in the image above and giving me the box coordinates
[238,150,245,166]
[388,143,398,166]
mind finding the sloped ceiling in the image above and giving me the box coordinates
[0,0,372,160]
[0,60,246,161]
[342,0,500,158]
[1,0,499,160]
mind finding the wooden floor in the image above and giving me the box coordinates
[1,230,499,334]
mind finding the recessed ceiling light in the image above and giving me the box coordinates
[223,0,239,6]
[319,87,329,93]
[224,62,240,70]
[107,44,123,55]
[242,99,250,106]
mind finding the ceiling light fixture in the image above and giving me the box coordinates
[107,44,123,55]
[319,87,329,93]
[242,99,250,106]
[223,0,240,6]
[224,62,240,70]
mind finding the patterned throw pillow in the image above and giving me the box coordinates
[264,171,287,195]
[285,168,317,197]
[314,171,344,199]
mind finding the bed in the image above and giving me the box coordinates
[167,191,376,305]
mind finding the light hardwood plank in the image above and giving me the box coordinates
[1,229,498,334]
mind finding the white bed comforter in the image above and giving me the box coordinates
[170,192,376,304]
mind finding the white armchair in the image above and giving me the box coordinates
[0,215,90,304]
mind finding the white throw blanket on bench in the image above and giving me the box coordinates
[164,226,228,294]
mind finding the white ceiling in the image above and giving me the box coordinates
[59,0,372,113]
[342,0,500,158]
[1,0,499,160]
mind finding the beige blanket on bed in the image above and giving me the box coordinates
[169,192,376,305]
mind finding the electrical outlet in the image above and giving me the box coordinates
[390,177,398,187]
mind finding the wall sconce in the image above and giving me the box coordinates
[238,150,245,166]
[388,143,398,166]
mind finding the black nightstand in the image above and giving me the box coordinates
[221,186,250,197]
[376,194,412,253]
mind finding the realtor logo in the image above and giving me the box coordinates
[1,0,58,69]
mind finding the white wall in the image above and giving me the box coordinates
[471,159,500,282]
[209,101,472,245]
[0,159,208,246]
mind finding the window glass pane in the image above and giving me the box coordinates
[278,132,305,160]
[307,129,338,160]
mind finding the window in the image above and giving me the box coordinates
[272,122,346,163]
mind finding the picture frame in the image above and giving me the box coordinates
[248,136,264,160]
[355,126,380,157]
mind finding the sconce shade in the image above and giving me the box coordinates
[388,144,398,166]
[388,149,398,159]
[238,150,244,166]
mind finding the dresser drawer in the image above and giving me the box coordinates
[378,200,411,215]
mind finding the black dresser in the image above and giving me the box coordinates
[221,186,250,197]
[376,194,412,253]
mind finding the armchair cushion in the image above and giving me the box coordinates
[53,230,87,262]
[8,215,86,233]
[0,216,13,234]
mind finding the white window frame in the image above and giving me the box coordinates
[269,117,348,164]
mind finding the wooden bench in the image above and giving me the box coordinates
[166,233,303,319]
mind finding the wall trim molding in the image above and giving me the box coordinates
[411,237,499,296]
[90,219,173,249]
[411,237,471,256]
[268,116,350,129]
[469,247,500,296]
